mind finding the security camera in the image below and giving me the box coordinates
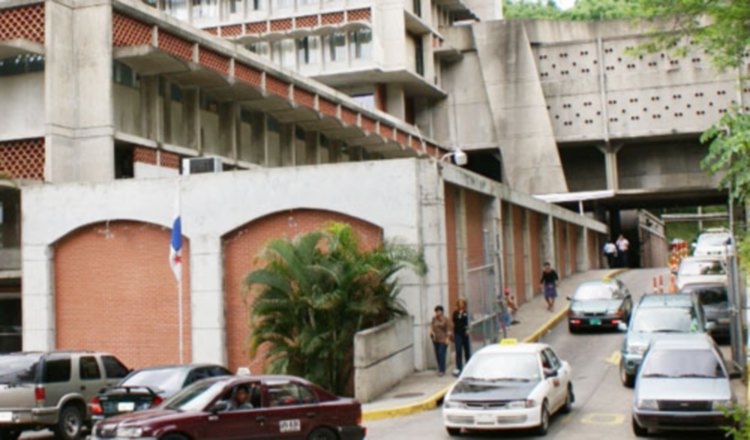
[453,149,468,166]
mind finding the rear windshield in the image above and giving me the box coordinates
[0,353,41,384]
[632,308,700,334]
[574,284,618,300]
[680,260,725,276]
[122,369,187,395]
[641,349,725,379]
[697,234,731,247]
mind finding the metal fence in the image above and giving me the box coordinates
[466,263,503,346]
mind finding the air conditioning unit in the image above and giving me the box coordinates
[182,157,222,175]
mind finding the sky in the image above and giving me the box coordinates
[556,0,576,9]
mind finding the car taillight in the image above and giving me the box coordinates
[615,309,622,316]
[89,396,103,415]
[34,385,45,401]
[356,410,362,425]
[151,395,163,407]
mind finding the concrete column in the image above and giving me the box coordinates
[45,0,114,182]
[543,215,556,268]
[386,83,406,121]
[597,143,623,191]
[219,102,238,160]
[188,235,226,365]
[183,89,201,153]
[280,124,293,166]
[140,76,162,142]
[21,244,55,351]
[305,132,318,165]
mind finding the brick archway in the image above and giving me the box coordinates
[54,221,190,368]
[222,209,383,373]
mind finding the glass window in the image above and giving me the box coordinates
[0,353,41,384]
[42,357,71,383]
[247,42,271,59]
[275,0,293,9]
[543,349,562,370]
[641,349,725,379]
[165,0,188,20]
[228,0,242,14]
[123,368,189,395]
[631,308,699,334]
[165,380,226,411]
[461,353,541,382]
[573,283,618,300]
[349,29,372,60]
[297,0,317,6]
[266,115,281,167]
[351,94,374,110]
[294,127,306,165]
[297,36,320,66]
[251,0,265,10]
[679,260,726,276]
[0,54,45,77]
[192,0,219,20]
[102,356,130,379]
[414,36,424,76]
[113,61,140,89]
[324,33,347,63]
[79,356,101,381]
[271,41,294,68]
[266,381,317,407]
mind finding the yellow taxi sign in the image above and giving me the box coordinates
[499,338,518,345]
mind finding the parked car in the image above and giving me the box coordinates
[442,341,573,436]
[567,279,632,333]
[0,351,129,440]
[618,293,709,388]
[681,283,731,341]
[631,334,736,437]
[676,256,727,289]
[90,364,232,421]
[91,375,366,440]
[693,228,733,257]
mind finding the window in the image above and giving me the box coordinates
[247,42,271,59]
[266,382,317,407]
[185,368,212,386]
[297,0,317,6]
[271,39,296,69]
[275,0,293,9]
[324,32,347,63]
[102,356,130,379]
[192,0,219,20]
[42,357,71,383]
[165,0,188,20]
[79,356,101,380]
[113,61,140,89]
[228,0,242,14]
[352,94,375,110]
[349,29,372,60]
[414,36,424,76]
[412,0,421,17]
[542,349,562,370]
[297,36,320,66]
[251,0,264,10]
[0,54,44,77]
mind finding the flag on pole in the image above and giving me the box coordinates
[169,206,182,283]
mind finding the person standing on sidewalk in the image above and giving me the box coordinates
[616,234,630,268]
[429,305,451,376]
[452,298,471,376]
[603,241,618,268]
[540,262,559,311]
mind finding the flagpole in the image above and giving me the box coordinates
[178,272,184,364]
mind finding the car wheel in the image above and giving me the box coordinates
[632,416,648,437]
[534,401,550,436]
[568,323,578,334]
[161,435,189,440]
[562,384,574,414]
[446,427,461,437]
[0,429,22,440]
[55,404,85,440]
[620,363,635,388]
[307,427,338,440]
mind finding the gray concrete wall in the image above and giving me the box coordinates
[0,73,44,141]
[617,140,720,190]
[354,316,414,403]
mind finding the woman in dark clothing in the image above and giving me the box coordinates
[540,262,559,311]
[452,297,471,374]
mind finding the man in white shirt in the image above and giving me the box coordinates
[603,241,617,268]
[616,234,630,268]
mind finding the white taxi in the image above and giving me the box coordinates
[442,341,574,436]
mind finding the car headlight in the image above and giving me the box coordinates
[568,309,582,318]
[507,399,536,409]
[712,400,732,411]
[115,427,145,438]
[637,399,658,410]
[444,400,465,409]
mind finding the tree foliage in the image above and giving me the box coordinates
[502,0,641,21]
[244,222,426,395]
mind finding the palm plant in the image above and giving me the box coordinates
[245,222,426,395]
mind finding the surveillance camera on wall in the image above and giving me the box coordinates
[453,149,468,166]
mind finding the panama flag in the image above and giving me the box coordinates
[169,202,182,283]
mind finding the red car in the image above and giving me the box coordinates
[91,375,365,440]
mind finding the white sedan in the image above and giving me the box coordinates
[442,341,574,436]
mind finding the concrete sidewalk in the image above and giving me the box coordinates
[362,268,622,420]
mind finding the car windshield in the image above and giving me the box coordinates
[0,353,41,385]
[574,284,618,300]
[697,234,731,247]
[461,353,540,382]
[631,308,699,333]
[641,349,725,379]
[680,260,725,276]
[696,288,728,306]
[163,380,226,411]
[121,368,187,395]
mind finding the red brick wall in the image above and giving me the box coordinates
[54,221,191,369]
[463,190,487,269]
[444,184,459,310]
[556,220,566,276]
[222,209,382,373]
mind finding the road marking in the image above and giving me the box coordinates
[605,351,621,365]
[580,413,625,426]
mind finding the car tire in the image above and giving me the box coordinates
[446,427,461,437]
[620,363,635,388]
[561,384,574,414]
[632,416,648,437]
[307,427,338,440]
[161,435,189,440]
[55,404,85,440]
[0,429,21,440]
[568,323,577,334]
[535,401,550,436]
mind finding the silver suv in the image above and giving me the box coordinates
[0,351,129,440]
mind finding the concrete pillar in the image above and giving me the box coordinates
[140,76,162,142]
[543,215,556,268]
[21,245,55,351]
[188,235,226,365]
[280,124,293,166]
[305,132,318,165]
[183,89,201,153]
[386,84,406,121]
[219,102,238,160]
[45,0,114,182]
[597,143,623,191]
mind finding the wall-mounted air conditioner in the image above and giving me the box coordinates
[182,157,222,175]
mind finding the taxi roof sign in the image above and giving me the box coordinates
[499,338,518,345]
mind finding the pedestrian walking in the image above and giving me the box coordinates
[429,305,451,376]
[603,241,618,268]
[540,262,559,311]
[616,234,630,268]
[452,298,471,375]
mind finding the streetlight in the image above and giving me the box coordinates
[440,148,468,166]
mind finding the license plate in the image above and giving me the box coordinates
[117,402,136,412]
[476,414,495,424]
[589,318,601,325]
[0,412,12,422]
[279,419,301,433]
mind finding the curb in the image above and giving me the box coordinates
[362,268,629,421]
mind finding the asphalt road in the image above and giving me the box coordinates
[364,268,738,440]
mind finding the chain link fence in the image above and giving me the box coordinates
[466,264,503,347]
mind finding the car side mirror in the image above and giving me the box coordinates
[211,401,230,414]
[617,322,628,332]
[544,368,558,379]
